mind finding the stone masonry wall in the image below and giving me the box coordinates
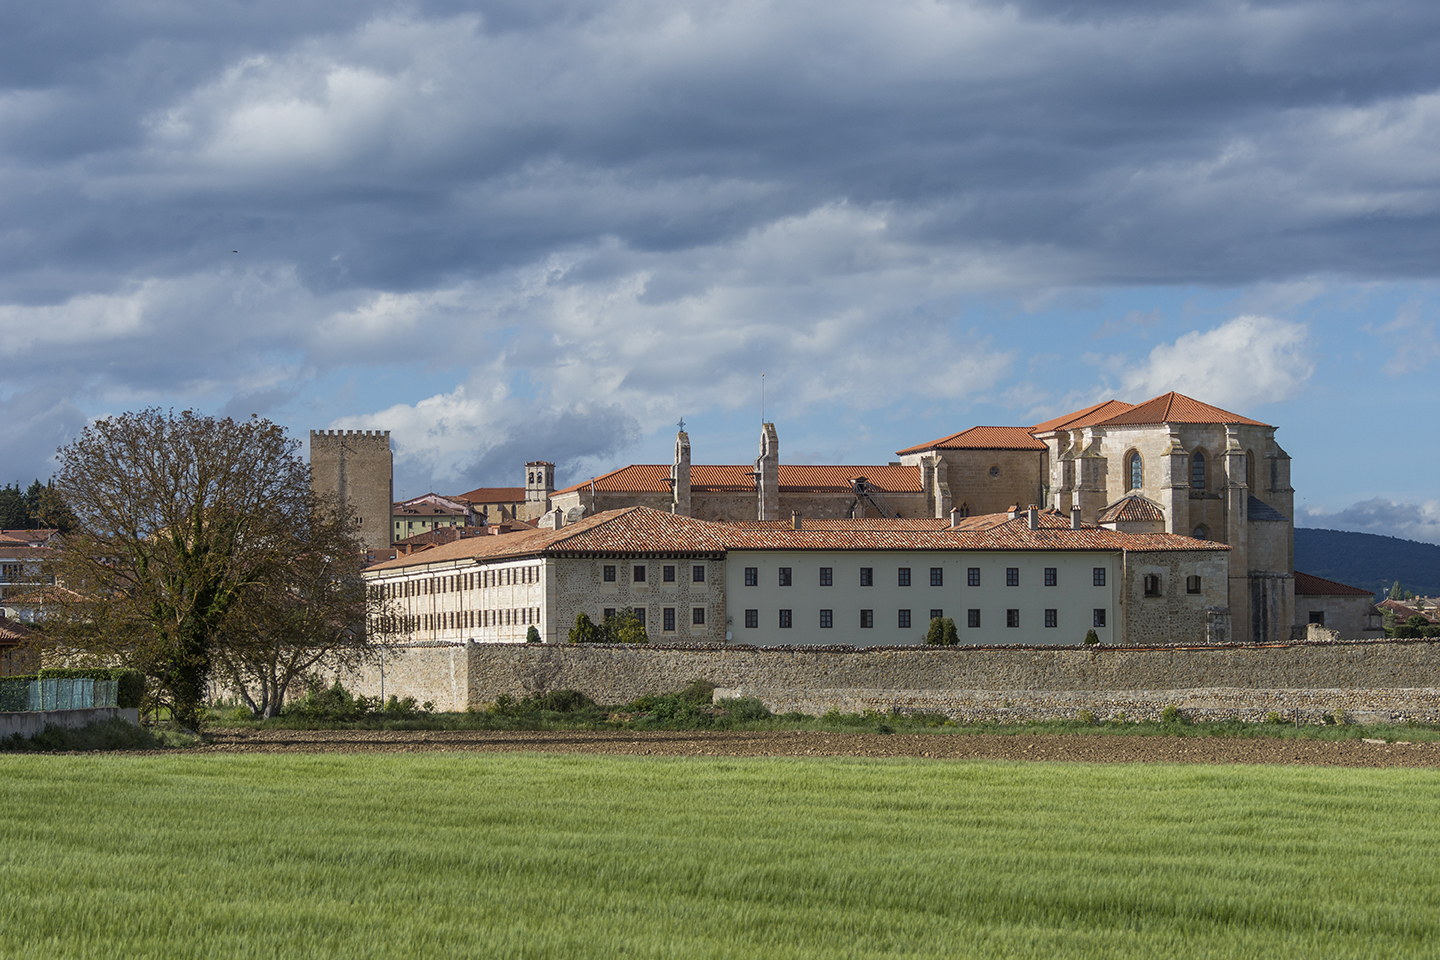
[462,639,1440,723]
[339,642,469,711]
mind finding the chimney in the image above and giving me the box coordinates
[1007,503,1020,520]
[950,507,960,529]
[1071,506,1083,530]
[792,512,802,531]
[1027,505,1038,530]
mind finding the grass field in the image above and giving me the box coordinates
[2,754,1437,959]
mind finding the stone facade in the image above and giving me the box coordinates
[310,429,394,551]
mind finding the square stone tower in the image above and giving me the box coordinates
[310,430,394,551]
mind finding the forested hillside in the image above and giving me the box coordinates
[1294,528,1440,599]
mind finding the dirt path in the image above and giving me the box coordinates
[197,728,1440,767]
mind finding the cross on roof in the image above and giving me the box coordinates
[677,417,686,432]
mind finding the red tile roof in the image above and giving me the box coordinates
[392,503,469,517]
[554,464,922,497]
[1029,400,1136,433]
[1097,392,1269,427]
[1376,599,1432,621]
[1098,496,1166,523]
[895,426,1048,456]
[364,506,1225,573]
[1294,571,1376,598]
[455,487,527,503]
[0,619,36,644]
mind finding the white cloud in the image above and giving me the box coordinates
[1300,498,1440,546]
[1119,315,1313,409]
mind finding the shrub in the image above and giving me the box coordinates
[568,612,604,644]
[1083,629,1100,646]
[525,625,541,643]
[925,617,959,646]
[1077,709,1097,725]
[1160,704,1188,724]
[1265,711,1283,724]
[718,697,771,722]
[607,608,650,644]
[525,690,596,713]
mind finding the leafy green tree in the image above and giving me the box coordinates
[1083,629,1100,646]
[1389,581,1406,600]
[526,625,541,643]
[924,617,958,646]
[568,612,604,644]
[45,409,316,729]
[605,607,649,644]
[0,484,28,529]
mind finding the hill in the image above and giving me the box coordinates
[1294,528,1440,599]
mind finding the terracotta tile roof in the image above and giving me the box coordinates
[1294,571,1376,598]
[1097,391,1269,427]
[393,526,490,548]
[454,487,527,503]
[895,426,1047,456]
[0,529,58,545]
[363,506,1225,574]
[1029,400,1135,433]
[392,503,469,517]
[554,464,922,497]
[0,619,36,644]
[728,518,953,531]
[1377,599,1432,621]
[1098,496,1166,523]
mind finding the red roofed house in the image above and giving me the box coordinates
[1296,572,1382,639]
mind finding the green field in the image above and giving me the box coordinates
[2,754,1436,959]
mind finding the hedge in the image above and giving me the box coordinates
[0,668,145,710]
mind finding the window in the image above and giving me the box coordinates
[779,609,792,628]
[1045,609,1057,628]
[692,607,706,626]
[1192,525,1209,541]
[967,609,981,628]
[930,608,944,622]
[779,567,792,586]
[692,565,705,583]
[1093,609,1107,628]
[897,567,911,587]
[744,609,758,629]
[1044,567,1057,587]
[819,567,833,586]
[1143,574,1161,597]
[1128,451,1143,491]
[1093,567,1107,587]
[931,567,944,587]
[663,608,676,632]
[1006,609,1019,628]
[898,609,911,629]
[745,567,758,586]
[633,565,646,583]
[958,502,971,518]
[634,608,646,627]
[603,608,617,621]
[860,609,874,628]
[820,609,833,629]
[1006,567,1019,587]
[1309,611,1326,625]
[663,565,676,582]
[967,567,980,587]
[1187,575,1202,594]
[1191,451,1206,490]
[860,567,873,587]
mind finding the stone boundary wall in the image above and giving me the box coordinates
[338,643,470,712]
[463,640,1440,723]
[0,706,139,739]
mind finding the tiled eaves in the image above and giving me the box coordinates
[364,507,1227,574]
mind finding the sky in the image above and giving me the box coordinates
[2,0,1439,541]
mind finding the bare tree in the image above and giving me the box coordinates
[211,496,401,718]
[47,409,313,729]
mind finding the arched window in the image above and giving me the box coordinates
[1127,451,1143,491]
[958,502,971,518]
[1192,525,1209,540]
[1191,451,1206,490]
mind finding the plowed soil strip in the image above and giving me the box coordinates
[198,728,1440,767]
